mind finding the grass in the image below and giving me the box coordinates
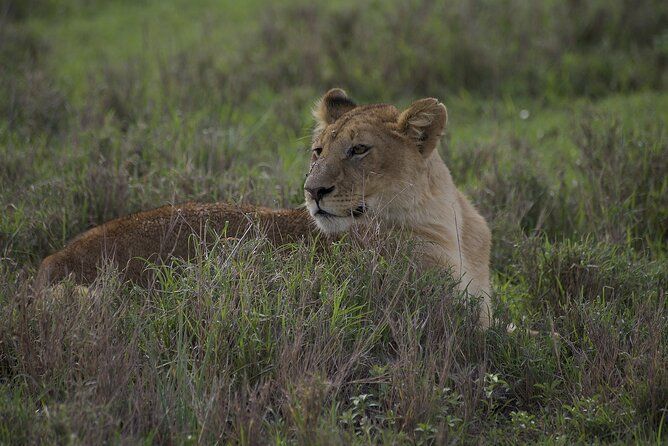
[1,0,667,443]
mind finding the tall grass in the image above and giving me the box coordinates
[2,232,665,443]
[233,0,668,100]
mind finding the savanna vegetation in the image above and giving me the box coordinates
[1,0,667,443]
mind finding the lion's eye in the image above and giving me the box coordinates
[312,147,323,157]
[348,144,371,157]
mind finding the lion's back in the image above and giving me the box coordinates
[35,202,314,289]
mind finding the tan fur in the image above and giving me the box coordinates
[304,89,492,327]
[37,89,493,327]
[35,203,315,289]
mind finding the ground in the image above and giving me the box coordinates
[0,0,666,444]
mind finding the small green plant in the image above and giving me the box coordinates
[414,422,437,445]
[483,373,512,412]
[510,410,538,432]
[339,394,381,438]
[563,396,633,441]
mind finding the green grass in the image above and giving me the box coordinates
[1,0,667,444]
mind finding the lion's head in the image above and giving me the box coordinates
[304,89,448,234]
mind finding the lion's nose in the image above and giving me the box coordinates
[305,185,335,201]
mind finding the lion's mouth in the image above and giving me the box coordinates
[352,205,366,217]
[315,209,336,217]
[314,205,366,218]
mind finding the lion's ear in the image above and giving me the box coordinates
[397,98,447,157]
[313,88,357,129]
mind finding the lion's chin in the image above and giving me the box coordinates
[311,213,354,235]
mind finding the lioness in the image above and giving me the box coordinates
[36,89,492,327]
